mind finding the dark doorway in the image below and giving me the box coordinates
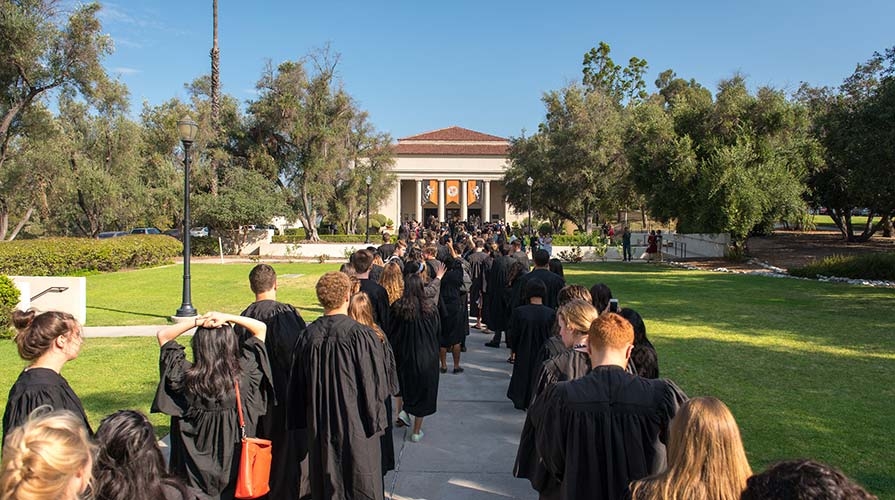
[423,208,437,223]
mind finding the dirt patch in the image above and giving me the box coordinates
[672,230,895,272]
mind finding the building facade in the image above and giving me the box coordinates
[377,126,524,226]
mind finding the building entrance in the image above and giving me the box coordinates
[423,208,438,223]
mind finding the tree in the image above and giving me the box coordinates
[582,41,648,103]
[627,74,814,249]
[248,49,366,241]
[0,0,113,239]
[799,47,895,241]
[505,85,629,231]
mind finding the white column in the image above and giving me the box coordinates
[437,179,446,222]
[395,180,402,225]
[415,179,423,223]
[483,180,491,222]
[460,179,468,221]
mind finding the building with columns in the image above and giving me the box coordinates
[377,126,524,226]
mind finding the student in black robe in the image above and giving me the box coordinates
[237,264,310,500]
[3,309,91,441]
[484,243,514,347]
[506,279,555,410]
[389,272,441,442]
[152,311,272,500]
[527,313,687,500]
[348,291,400,477]
[288,272,392,500]
[515,299,598,499]
[528,285,592,388]
[438,255,467,373]
[465,238,491,328]
[513,249,566,309]
[351,249,391,333]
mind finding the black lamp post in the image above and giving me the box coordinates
[526,176,534,237]
[175,117,199,318]
[364,175,372,244]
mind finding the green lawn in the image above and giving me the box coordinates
[1,262,893,497]
[811,214,870,230]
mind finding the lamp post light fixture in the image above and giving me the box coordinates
[526,176,534,237]
[364,175,372,244]
[175,116,199,318]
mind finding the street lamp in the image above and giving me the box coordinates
[175,116,199,318]
[526,176,534,238]
[364,175,372,244]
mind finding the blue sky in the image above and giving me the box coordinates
[94,0,894,140]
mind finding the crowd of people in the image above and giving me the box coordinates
[0,218,880,499]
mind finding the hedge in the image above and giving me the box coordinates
[0,236,182,276]
[551,233,613,246]
[789,253,895,281]
[0,275,20,338]
[273,234,379,244]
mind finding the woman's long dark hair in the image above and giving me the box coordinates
[92,410,191,500]
[619,308,659,379]
[393,272,434,320]
[186,324,242,401]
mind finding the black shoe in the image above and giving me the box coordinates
[440,366,448,373]
[460,345,467,352]
[453,367,464,374]
[484,342,500,348]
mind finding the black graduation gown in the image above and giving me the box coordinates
[529,335,567,391]
[238,299,309,500]
[486,255,513,332]
[466,251,491,317]
[152,337,273,500]
[514,268,566,309]
[287,315,392,500]
[389,304,440,418]
[527,366,687,500]
[438,266,466,347]
[506,304,556,410]
[514,349,591,499]
[2,368,92,441]
[360,278,391,334]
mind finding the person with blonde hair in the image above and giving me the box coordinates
[628,397,751,500]
[526,313,687,500]
[514,298,598,498]
[379,261,404,306]
[0,410,94,500]
[3,310,91,440]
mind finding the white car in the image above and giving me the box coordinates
[190,227,210,237]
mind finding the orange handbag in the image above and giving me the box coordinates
[234,380,272,499]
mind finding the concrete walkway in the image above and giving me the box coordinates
[85,323,536,499]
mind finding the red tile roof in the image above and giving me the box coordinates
[394,143,509,156]
[399,126,507,142]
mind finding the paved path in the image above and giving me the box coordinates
[86,323,536,499]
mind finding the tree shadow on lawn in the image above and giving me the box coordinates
[87,306,170,320]
[664,335,893,497]
[79,386,168,436]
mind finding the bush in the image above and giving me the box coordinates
[190,236,219,257]
[272,234,373,244]
[0,275,20,338]
[0,236,182,276]
[789,253,895,281]
[283,228,306,237]
[552,232,610,246]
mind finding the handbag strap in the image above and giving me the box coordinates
[234,379,246,439]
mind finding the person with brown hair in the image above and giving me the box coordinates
[237,263,309,500]
[740,459,877,500]
[526,313,687,500]
[350,249,391,333]
[3,310,91,440]
[628,397,751,500]
[379,261,404,305]
[288,272,393,500]
[0,410,94,500]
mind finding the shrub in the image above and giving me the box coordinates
[0,275,20,338]
[557,246,584,263]
[0,236,182,276]
[190,236,219,257]
[552,232,610,247]
[283,228,306,236]
[789,253,895,281]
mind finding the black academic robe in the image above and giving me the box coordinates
[238,300,309,500]
[514,268,566,310]
[152,337,273,500]
[438,265,466,347]
[466,251,491,317]
[506,304,556,410]
[388,304,440,418]
[530,336,566,386]
[514,349,591,499]
[360,278,391,334]
[486,255,514,332]
[528,366,687,500]
[2,368,92,441]
[287,315,392,500]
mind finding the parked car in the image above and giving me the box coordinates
[131,227,162,235]
[98,231,128,239]
[190,226,210,237]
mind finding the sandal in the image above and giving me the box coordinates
[440,366,448,373]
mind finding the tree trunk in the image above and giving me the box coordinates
[881,214,893,238]
[7,207,33,241]
[0,203,8,241]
